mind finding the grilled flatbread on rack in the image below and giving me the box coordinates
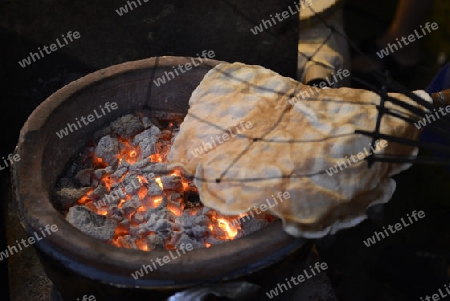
[168,62,431,238]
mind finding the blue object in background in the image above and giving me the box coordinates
[421,62,450,171]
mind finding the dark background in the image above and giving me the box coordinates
[1,0,450,300]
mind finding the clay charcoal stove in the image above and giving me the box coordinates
[55,113,276,252]
[13,57,307,301]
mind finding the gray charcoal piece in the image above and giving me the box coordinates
[105,166,115,174]
[131,211,146,224]
[175,214,196,229]
[118,218,130,228]
[176,234,202,249]
[119,159,130,167]
[141,117,154,129]
[157,207,173,222]
[93,169,107,180]
[122,196,142,215]
[147,234,165,250]
[167,231,183,248]
[95,135,120,165]
[89,185,108,201]
[161,175,183,192]
[110,114,144,139]
[111,166,129,181]
[137,223,150,236]
[106,188,126,203]
[122,174,140,195]
[129,225,139,238]
[55,187,92,210]
[154,219,172,232]
[241,218,269,236]
[139,139,157,159]
[75,169,93,186]
[145,208,173,230]
[129,158,152,171]
[167,192,182,202]
[143,207,159,223]
[193,215,209,227]
[132,128,159,146]
[168,200,183,213]
[109,206,125,222]
[192,225,208,238]
[148,125,161,136]
[109,158,120,171]
[154,220,173,239]
[147,180,163,196]
[66,205,117,241]
[141,163,169,174]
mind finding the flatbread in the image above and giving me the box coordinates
[167,62,430,238]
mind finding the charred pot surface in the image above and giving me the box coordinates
[12,57,306,290]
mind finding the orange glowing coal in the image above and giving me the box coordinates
[154,177,163,189]
[217,218,239,239]
[135,238,149,251]
[70,120,258,252]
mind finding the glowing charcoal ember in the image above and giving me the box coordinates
[160,175,183,192]
[159,130,172,141]
[135,238,149,251]
[95,135,120,165]
[154,177,163,190]
[149,153,161,162]
[60,115,273,252]
[117,235,138,249]
[167,201,183,217]
[55,187,92,210]
[217,218,239,239]
[116,220,130,236]
[147,180,163,196]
